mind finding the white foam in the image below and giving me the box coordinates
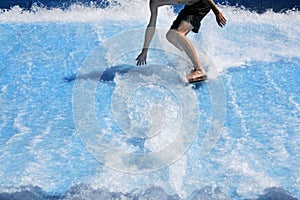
[0,0,170,23]
[213,147,279,198]
[1,3,299,197]
[5,112,31,144]
[1,3,298,72]
[1,84,8,92]
[199,8,300,71]
[168,155,187,198]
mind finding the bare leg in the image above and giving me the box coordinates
[166,21,207,77]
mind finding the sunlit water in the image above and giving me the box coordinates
[0,1,299,199]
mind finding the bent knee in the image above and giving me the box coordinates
[166,29,173,42]
[166,29,180,43]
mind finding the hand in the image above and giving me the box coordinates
[216,12,226,27]
[136,51,147,66]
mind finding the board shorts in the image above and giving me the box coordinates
[170,2,211,33]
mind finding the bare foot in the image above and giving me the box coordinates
[187,70,207,83]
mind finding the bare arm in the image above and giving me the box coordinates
[136,0,159,65]
[206,0,226,27]
[136,0,226,65]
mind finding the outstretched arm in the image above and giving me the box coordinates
[136,0,158,66]
[206,0,226,27]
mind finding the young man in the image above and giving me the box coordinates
[136,0,226,83]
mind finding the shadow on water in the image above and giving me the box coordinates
[63,64,134,83]
[63,64,208,89]
[190,81,206,90]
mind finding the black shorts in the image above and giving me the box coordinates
[170,3,211,33]
[170,14,202,33]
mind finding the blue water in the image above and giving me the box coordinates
[0,3,299,200]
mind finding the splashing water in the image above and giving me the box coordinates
[0,1,299,199]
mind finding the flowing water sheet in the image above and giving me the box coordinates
[0,1,299,199]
